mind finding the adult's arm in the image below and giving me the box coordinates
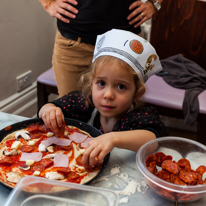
[38,0,78,23]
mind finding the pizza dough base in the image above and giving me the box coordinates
[0,126,101,192]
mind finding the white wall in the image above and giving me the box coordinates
[0,1,56,101]
[0,1,152,118]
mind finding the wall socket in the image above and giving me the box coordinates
[16,70,33,91]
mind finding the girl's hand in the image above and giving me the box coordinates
[127,1,156,28]
[39,103,64,132]
[43,0,78,23]
[82,133,115,168]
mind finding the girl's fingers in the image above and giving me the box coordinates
[82,147,93,167]
[97,151,106,165]
[89,148,101,167]
[82,141,98,167]
[56,108,64,128]
[49,110,60,132]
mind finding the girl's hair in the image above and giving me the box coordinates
[79,56,146,109]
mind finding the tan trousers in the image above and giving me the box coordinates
[52,30,95,97]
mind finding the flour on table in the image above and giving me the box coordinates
[91,175,110,183]
[118,171,129,180]
[91,165,120,184]
[110,165,120,175]
[91,164,148,204]
[117,180,138,195]
[119,197,129,204]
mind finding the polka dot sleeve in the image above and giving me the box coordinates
[113,106,168,137]
[51,91,95,123]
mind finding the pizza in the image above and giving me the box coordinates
[0,121,104,191]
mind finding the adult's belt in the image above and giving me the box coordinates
[62,32,96,45]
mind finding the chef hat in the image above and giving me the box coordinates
[92,29,162,82]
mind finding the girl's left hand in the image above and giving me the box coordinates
[127,1,156,28]
[82,133,115,168]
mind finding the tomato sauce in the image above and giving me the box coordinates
[5,140,15,148]
[0,123,101,189]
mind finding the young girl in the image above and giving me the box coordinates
[38,29,168,168]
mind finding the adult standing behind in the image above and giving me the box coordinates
[39,0,163,97]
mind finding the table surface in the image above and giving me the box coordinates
[1,112,206,206]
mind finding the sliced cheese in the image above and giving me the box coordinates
[78,149,85,156]
[71,164,86,173]
[26,160,34,166]
[38,143,46,152]
[47,132,54,137]
[64,131,69,136]
[67,150,72,157]
[73,143,79,159]
[28,140,35,146]
[79,171,88,176]
[33,171,40,176]
[45,172,64,180]
[76,167,85,173]
[47,146,54,153]
[11,141,21,150]
[42,154,55,159]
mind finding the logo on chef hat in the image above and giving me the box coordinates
[143,54,158,75]
[97,36,105,51]
[130,40,143,54]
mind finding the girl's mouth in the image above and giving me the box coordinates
[102,105,115,110]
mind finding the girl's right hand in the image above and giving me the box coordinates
[39,103,64,132]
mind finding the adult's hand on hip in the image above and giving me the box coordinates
[127,1,156,28]
[42,0,78,23]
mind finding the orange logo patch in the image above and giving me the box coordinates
[130,40,143,54]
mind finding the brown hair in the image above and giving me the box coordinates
[79,56,146,109]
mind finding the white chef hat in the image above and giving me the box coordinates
[92,29,162,82]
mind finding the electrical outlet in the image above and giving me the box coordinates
[16,70,32,91]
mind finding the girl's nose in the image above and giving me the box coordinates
[103,87,114,100]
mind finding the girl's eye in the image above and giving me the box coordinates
[97,81,105,87]
[117,84,126,90]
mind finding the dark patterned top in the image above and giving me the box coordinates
[51,91,168,137]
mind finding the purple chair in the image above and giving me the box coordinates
[37,68,58,109]
[143,75,206,144]
[145,0,206,144]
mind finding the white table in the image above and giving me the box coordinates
[0,112,205,206]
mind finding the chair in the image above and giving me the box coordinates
[37,68,58,109]
[143,0,206,144]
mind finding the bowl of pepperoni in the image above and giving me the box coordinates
[136,137,206,203]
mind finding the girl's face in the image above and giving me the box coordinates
[91,61,136,120]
